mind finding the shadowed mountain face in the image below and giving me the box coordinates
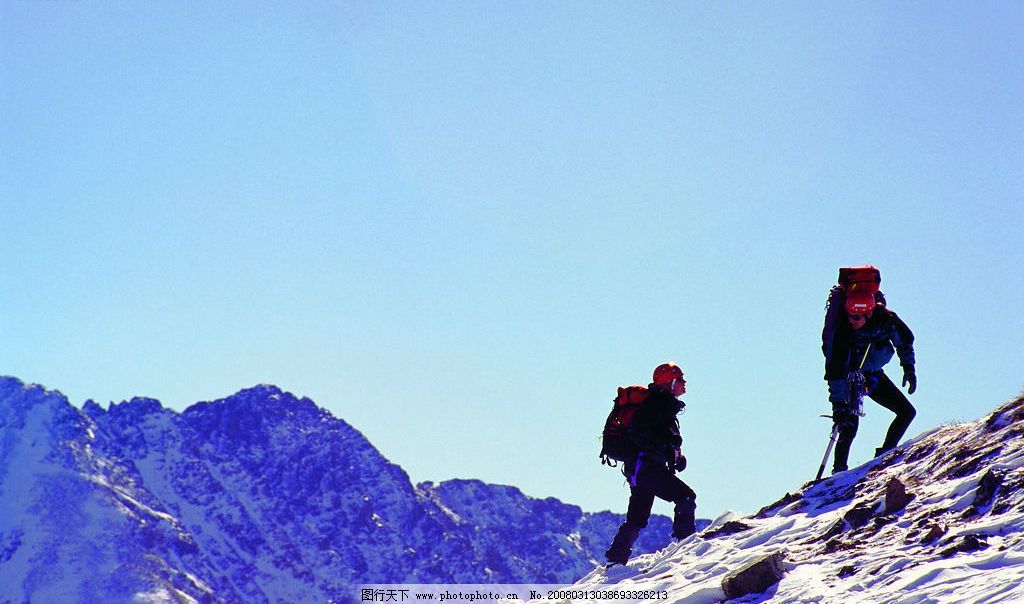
[0,378,672,603]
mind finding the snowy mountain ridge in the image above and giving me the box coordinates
[7,375,1024,603]
[0,377,672,604]
[576,390,1024,603]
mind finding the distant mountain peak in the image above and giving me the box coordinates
[0,376,67,413]
[1,378,670,603]
[189,383,323,418]
[195,383,292,408]
[0,377,84,439]
[111,396,165,415]
[232,383,288,399]
[179,384,332,444]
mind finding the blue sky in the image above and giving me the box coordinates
[3,2,1022,520]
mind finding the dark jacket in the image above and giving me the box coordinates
[825,308,915,403]
[626,386,684,463]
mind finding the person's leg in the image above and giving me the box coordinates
[670,484,698,539]
[637,463,697,539]
[832,413,859,473]
[606,487,655,564]
[868,372,916,453]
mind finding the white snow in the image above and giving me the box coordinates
[566,398,1024,603]
[6,377,1024,603]
[133,586,199,603]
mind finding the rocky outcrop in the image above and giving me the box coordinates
[721,551,786,599]
[0,377,672,603]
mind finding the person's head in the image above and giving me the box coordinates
[844,283,876,315]
[652,362,686,397]
[847,308,873,330]
[844,276,879,332]
[841,266,881,317]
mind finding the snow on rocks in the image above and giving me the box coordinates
[0,377,674,602]
[572,394,1024,603]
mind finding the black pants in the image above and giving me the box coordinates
[833,371,916,473]
[606,454,697,564]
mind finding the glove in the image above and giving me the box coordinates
[902,365,917,395]
[673,449,687,472]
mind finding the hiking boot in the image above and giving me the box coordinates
[672,495,697,540]
[604,548,630,567]
[605,521,641,566]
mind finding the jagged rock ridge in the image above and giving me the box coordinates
[0,377,672,604]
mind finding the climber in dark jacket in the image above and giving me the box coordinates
[605,363,696,567]
[826,301,917,473]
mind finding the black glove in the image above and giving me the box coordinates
[672,449,687,472]
[902,365,917,395]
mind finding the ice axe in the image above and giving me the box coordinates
[814,343,872,481]
[814,418,839,481]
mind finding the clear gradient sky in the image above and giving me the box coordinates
[3,2,1022,520]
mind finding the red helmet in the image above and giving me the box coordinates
[652,363,683,387]
[839,265,881,314]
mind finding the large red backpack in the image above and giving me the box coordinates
[599,385,649,466]
[839,266,882,311]
[822,265,886,358]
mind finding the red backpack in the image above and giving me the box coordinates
[822,265,886,358]
[599,385,649,466]
[839,266,882,310]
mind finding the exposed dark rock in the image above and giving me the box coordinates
[837,565,857,578]
[921,523,946,544]
[973,470,1004,510]
[843,503,876,530]
[820,519,846,543]
[823,538,855,554]
[903,441,938,464]
[984,396,1024,430]
[873,515,897,529]
[962,469,1007,519]
[818,499,883,543]
[721,551,786,600]
[939,534,989,558]
[703,521,753,539]
[944,446,1003,480]
[884,478,913,514]
[755,492,802,519]
[819,483,859,508]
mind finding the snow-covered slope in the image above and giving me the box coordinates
[577,392,1024,603]
[16,375,1022,603]
[0,377,671,603]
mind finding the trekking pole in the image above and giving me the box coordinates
[815,343,872,481]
